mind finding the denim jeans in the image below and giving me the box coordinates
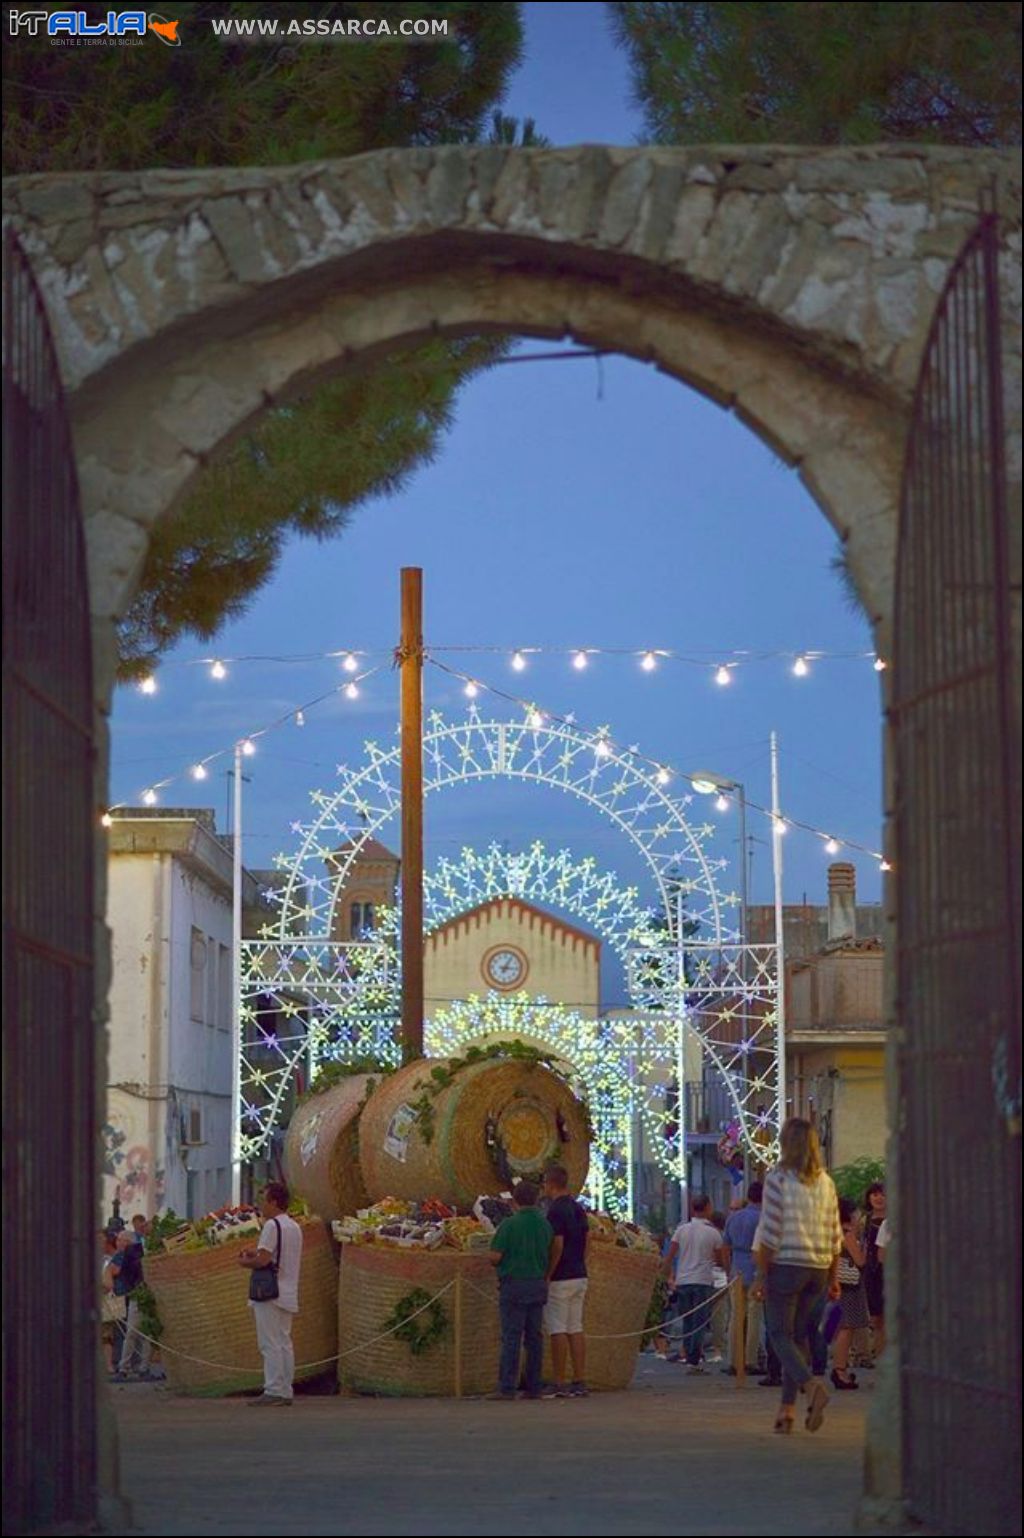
[765,1264,830,1406]
[673,1283,715,1365]
[498,1278,548,1395]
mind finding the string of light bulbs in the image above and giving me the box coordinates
[425,655,890,869]
[109,651,890,869]
[105,662,387,819]
[131,642,886,697]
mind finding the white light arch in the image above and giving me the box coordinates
[241,712,779,1184]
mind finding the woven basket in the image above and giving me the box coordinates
[338,1243,499,1397]
[145,1219,338,1396]
[544,1242,660,1391]
[283,1075,373,1221]
[358,1057,590,1211]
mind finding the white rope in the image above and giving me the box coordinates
[119,1269,740,1376]
[123,1281,457,1376]
[459,1271,737,1340]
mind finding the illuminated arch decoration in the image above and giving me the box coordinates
[425,996,639,1218]
[271,706,734,942]
[239,711,781,1190]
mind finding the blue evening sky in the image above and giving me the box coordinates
[109,2,885,991]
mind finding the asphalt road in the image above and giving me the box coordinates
[113,1355,872,1536]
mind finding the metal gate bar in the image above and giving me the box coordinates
[892,209,1021,1536]
[2,229,98,1534]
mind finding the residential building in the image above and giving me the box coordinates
[750,863,886,1170]
[103,809,260,1222]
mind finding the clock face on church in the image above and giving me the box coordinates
[482,944,529,992]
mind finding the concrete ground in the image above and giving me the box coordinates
[113,1355,873,1537]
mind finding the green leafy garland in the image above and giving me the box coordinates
[381,1288,448,1357]
[300,1056,396,1104]
[408,1040,572,1147]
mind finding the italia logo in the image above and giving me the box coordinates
[7,10,182,44]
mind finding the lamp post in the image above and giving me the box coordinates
[690,771,748,944]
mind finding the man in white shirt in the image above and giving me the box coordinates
[238,1182,303,1407]
[662,1194,725,1374]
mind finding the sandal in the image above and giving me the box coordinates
[773,1412,794,1434]
[805,1378,829,1432]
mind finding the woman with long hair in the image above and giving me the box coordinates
[751,1118,841,1435]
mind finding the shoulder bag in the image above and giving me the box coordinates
[248,1217,281,1302]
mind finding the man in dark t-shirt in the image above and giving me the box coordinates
[542,1164,589,1397]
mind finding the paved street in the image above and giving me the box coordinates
[114,1356,871,1536]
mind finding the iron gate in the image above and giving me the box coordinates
[892,209,1021,1534]
[2,229,98,1531]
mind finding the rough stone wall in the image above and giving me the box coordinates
[4,144,1019,680]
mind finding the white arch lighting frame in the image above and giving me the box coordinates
[239,711,781,1181]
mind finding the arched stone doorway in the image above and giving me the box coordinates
[10,142,1017,663]
[3,143,1020,1531]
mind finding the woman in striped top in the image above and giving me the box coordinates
[751,1118,842,1434]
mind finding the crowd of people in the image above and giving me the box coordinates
[103,1121,887,1427]
[657,1118,887,1433]
[99,1213,161,1382]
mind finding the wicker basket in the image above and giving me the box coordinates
[145,1219,338,1396]
[358,1057,590,1211]
[338,1243,499,1397]
[283,1075,374,1221]
[546,1242,660,1391]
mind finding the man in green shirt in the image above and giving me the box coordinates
[487,1181,553,1400]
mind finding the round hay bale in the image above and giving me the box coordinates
[145,1219,338,1396]
[358,1056,590,1211]
[283,1075,373,1221]
[338,1242,498,1397]
[544,1242,660,1391]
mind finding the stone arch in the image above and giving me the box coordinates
[5,144,1017,691]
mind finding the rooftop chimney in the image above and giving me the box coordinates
[827,862,856,944]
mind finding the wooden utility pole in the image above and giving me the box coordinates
[400,568,424,1064]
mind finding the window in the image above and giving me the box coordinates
[218,944,231,1031]
[350,901,375,939]
[189,1107,202,1144]
[205,938,218,1026]
[189,927,206,1021]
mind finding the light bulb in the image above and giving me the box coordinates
[640,651,657,672]
[142,788,158,806]
[715,665,732,686]
[879,858,892,872]
[511,651,527,672]
[595,738,612,758]
[774,816,788,834]
[295,710,305,727]
[138,675,157,696]
[825,837,840,855]
[715,794,730,812]
[342,653,359,674]
[656,767,671,786]
[464,681,479,699]
[191,763,208,781]
[528,709,544,729]
[573,650,588,671]
[101,813,113,828]
[210,659,227,681]
[873,656,887,672]
[344,682,359,701]
[241,738,256,756]
[792,655,809,677]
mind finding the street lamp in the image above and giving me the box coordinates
[690,771,749,943]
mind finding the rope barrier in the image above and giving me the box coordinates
[121,1281,457,1376]
[115,1272,739,1377]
